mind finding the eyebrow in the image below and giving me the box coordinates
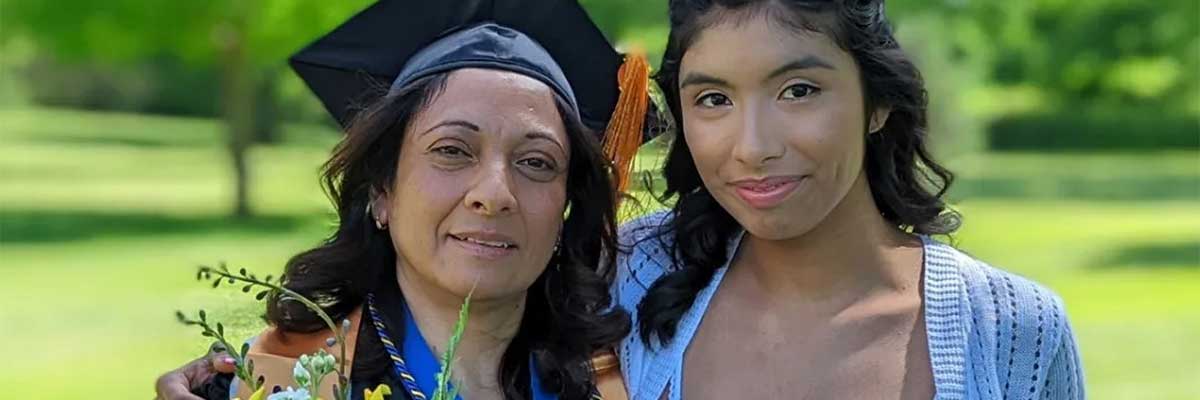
[679,72,730,90]
[764,55,836,82]
[422,120,565,153]
[524,131,566,154]
[422,120,480,136]
[679,54,837,90]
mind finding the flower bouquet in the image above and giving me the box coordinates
[177,263,470,400]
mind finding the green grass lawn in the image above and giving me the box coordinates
[1,107,1197,399]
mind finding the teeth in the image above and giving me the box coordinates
[752,184,781,192]
[458,235,512,249]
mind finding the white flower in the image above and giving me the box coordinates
[316,351,337,375]
[266,386,311,400]
[292,361,312,388]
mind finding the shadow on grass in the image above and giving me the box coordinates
[0,210,315,244]
[27,135,200,148]
[951,177,1200,201]
[632,172,1200,202]
[16,126,338,150]
[1096,241,1200,269]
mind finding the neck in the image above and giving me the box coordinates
[738,173,923,303]
[395,265,525,399]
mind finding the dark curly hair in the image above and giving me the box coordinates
[265,71,630,399]
[637,0,961,347]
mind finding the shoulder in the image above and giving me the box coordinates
[247,306,366,373]
[233,306,367,398]
[924,238,1080,393]
[925,237,1071,337]
[613,211,676,308]
[618,210,673,251]
[612,211,679,396]
[960,245,1069,343]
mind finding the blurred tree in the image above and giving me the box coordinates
[1,0,372,218]
[987,0,1197,112]
[0,0,671,218]
[889,0,1198,152]
[899,0,1199,114]
[3,0,1194,215]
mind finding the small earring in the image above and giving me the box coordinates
[554,227,564,253]
[868,111,888,135]
[366,201,386,230]
[552,235,563,270]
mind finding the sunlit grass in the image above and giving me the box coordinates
[1,107,1196,399]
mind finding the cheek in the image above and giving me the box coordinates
[798,116,860,159]
[500,180,565,292]
[830,104,868,177]
[787,99,866,176]
[388,160,465,248]
[681,116,732,174]
[394,174,463,215]
[515,180,567,240]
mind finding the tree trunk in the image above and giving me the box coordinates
[216,16,256,219]
[252,71,281,144]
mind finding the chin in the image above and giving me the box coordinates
[440,265,540,300]
[458,281,534,303]
[731,207,820,242]
[742,221,802,241]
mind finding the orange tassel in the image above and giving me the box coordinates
[602,52,650,195]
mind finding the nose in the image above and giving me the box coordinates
[731,102,785,168]
[462,161,517,217]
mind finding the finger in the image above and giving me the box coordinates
[208,351,238,374]
[154,370,205,400]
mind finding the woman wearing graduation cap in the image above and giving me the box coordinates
[155,0,653,399]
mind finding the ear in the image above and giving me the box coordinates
[868,106,891,134]
[370,188,391,225]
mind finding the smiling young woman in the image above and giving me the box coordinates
[614,1,1085,399]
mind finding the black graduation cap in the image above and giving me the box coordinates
[292,0,625,129]
[289,0,653,191]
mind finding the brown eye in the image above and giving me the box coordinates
[696,92,732,108]
[516,155,559,182]
[518,157,554,171]
[431,145,470,158]
[780,83,820,100]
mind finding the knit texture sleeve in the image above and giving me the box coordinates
[1039,315,1085,400]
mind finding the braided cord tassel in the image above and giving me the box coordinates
[367,294,428,400]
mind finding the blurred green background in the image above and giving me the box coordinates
[1,0,1197,398]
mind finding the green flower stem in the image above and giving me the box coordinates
[198,265,351,400]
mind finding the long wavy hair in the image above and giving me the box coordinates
[265,71,630,399]
[637,0,961,347]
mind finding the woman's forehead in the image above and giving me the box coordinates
[682,19,850,80]
[414,69,567,139]
[444,68,559,97]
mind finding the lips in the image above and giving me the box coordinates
[449,233,515,249]
[730,175,806,209]
[448,231,519,259]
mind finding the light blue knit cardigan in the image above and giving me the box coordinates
[613,212,1085,400]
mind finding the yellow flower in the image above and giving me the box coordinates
[232,385,267,400]
[364,384,392,400]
